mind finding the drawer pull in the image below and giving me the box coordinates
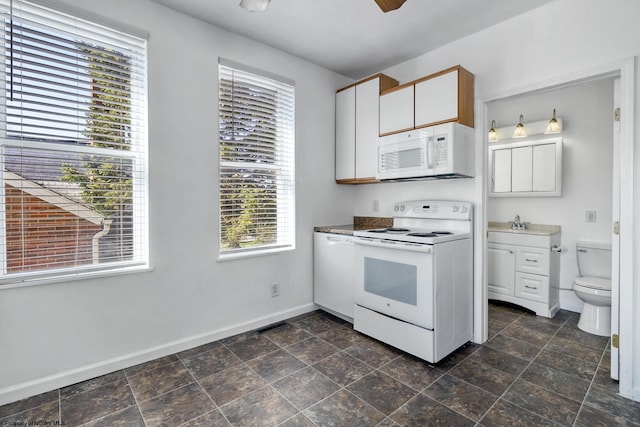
[525,258,538,263]
[525,285,538,290]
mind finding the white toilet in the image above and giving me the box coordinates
[573,241,612,337]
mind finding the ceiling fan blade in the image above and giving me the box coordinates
[375,0,407,13]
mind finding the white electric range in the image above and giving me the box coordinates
[352,200,473,363]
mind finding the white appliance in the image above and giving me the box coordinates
[313,232,355,320]
[376,122,475,181]
[353,200,473,363]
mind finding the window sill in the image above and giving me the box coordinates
[218,245,295,262]
[0,264,153,290]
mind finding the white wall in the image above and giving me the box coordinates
[0,0,354,404]
[487,79,615,310]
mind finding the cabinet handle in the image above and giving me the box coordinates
[509,250,514,254]
[525,258,538,263]
[524,285,538,290]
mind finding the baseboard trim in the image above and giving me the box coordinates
[0,303,317,406]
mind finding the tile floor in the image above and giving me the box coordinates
[2,302,639,426]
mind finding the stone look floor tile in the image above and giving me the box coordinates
[449,358,516,396]
[285,336,339,365]
[468,345,529,376]
[0,400,59,426]
[80,405,146,427]
[260,323,311,347]
[272,366,339,410]
[60,377,136,426]
[390,393,474,427]
[521,362,591,402]
[424,374,498,421]
[584,382,640,425]
[346,370,417,415]
[3,305,634,427]
[345,339,400,368]
[127,360,194,402]
[479,399,558,427]
[379,353,443,391]
[219,385,298,426]
[503,378,581,425]
[304,389,385,427]
[0,389,58,419]
[198,364,266,406]
[137,382,214,427]
[312,351,373,386]
[246,349,307,383]
[182,345,243,380]
[222,333,280,362]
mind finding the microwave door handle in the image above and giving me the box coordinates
[426,137,434,169]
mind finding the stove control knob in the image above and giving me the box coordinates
[451,206,459,213]
[461,206,469,213]
[394,205,399,212]
[400,205,405,211]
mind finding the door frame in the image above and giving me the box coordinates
[474,57,635,400]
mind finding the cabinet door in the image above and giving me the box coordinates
[379,85,414,135]
[532,143,556,192]
[335,86,355,180]
[414,69,458,128]
[511,146,532,192]
[355,78,380,179]
[492,148,512,193]
[487,243,516,295]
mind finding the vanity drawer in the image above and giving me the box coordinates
[515,272,548,302]
[516,246,549,275]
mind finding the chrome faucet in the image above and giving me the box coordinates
[511,214,527,230]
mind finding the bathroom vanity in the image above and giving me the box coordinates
[487,222,561,317]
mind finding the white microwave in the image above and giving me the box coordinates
[377,122,475,180]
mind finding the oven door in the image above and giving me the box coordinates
[354,237,434,330]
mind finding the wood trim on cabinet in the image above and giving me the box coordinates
[457,67,475,128]
[336,177,379,184]
[336,73,399,94]
[379,126,415,137]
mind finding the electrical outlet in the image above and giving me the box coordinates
[372,200,379,213]
[586,210,597,223]
[270,283,280,297]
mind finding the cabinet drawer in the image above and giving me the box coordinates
[516,246,549,275]
[515,272,548,302]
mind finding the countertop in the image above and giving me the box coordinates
[488,221,561,236]
[314,216,393,235]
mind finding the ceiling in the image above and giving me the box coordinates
[150,0,554,79]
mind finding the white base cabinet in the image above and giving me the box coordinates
[313,232,355,320]
[488,230,561,317]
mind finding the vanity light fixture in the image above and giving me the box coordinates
[239,0,270,12]
[488,120,499,142]
[512,114,527,138]
[544,108,562,134]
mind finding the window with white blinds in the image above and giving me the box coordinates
[0,0,148,284]
[219,59,295,257]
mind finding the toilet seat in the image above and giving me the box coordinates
[574,276,611,291]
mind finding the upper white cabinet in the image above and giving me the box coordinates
[489,137,562,197]
[379,85,414,136]
[379,65,475,136]
[336,74,398,183]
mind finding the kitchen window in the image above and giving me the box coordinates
[218,59,295,258]
[0,0,148,285]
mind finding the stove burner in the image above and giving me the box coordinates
[386,227,410,232]
[406,232,439,238]
[367,229,389,233]
[432,231,453,235]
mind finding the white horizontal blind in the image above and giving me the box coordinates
[219,61,295,255]
[0,0,148,282]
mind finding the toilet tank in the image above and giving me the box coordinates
[576,241,612,279]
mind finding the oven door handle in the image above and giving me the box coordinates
[354,237,433,253]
